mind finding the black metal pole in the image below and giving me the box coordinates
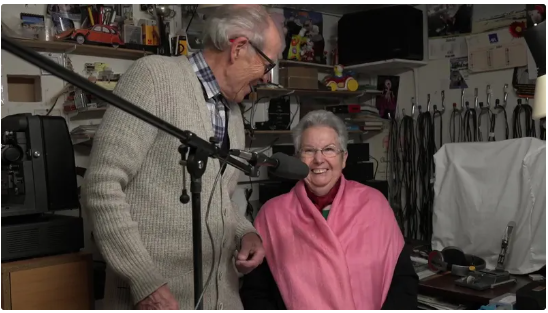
[191,179,203,309]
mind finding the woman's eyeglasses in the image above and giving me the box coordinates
[299,146,344,158]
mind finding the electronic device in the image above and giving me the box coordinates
[455,269,516,291]
[2,114,80,218]
[343,163,374,182]
[1,114,84,262]
[363,180,389,199]
[229,150,309,181]
[338,5,424,66]
[428,246,487,277]
[455,222,517,291]
[2,214,84,262]
[254,97,292,131]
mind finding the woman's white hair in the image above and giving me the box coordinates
[292,110,349,152]
[202,5,274,51]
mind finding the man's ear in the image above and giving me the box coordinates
[229,37,249,64]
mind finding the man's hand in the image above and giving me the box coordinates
[136,285,179,310]
[236,233,265,274]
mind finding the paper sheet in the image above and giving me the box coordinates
[428,36,468,60]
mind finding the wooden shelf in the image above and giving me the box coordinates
[251,87,380,101]
[345,58,427,76]
[67,107,107,121]
[13,39,152,60]
[279,58,427,76]
[279,60,334,72]
[249,129,378,135]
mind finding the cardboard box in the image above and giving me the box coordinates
[279,67,318,90]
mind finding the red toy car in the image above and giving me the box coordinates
[71,24,124,48]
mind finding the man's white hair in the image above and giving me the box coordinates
[202,4,284,53]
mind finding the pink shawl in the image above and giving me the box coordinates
[254,176,404,310]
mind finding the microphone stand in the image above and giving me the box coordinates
[0,35,258,310]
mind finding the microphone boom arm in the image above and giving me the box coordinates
[1,36,255,177]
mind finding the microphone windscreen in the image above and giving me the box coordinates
[268,152,309,180]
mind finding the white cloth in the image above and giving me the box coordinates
[432,138,546,275]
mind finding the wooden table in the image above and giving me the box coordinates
[2,252,94,310]
[419,272,532,306]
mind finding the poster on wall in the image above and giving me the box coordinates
[282,8,326,64]
[449,57,469,89]
[427,4,473,38]
[472,4,526,34]
[376,76,400,120]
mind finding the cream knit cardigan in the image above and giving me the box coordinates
[82,55,256,310]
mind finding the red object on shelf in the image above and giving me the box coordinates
[71,24,124,47]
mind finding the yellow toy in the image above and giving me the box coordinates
[287,28,308,61]
[325,64,359,92]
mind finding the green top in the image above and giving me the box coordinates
[322,208,330,220]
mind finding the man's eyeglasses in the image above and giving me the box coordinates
[299,146,345,158]
[229,38,276,75]
[248,41,276,75]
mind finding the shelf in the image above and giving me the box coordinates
[279,60,334,72]
[248,129,378,135]
[345,58,427,76]
[251,87,380,101]
[12,38,153,60]
[67,107,107,121]
[279,58,427,76]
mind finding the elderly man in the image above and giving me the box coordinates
[82,4,284,310]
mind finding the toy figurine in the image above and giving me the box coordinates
[69,24,124,48]
[324,64,359,92]
[287,28,308,61]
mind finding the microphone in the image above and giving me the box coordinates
[230,150,309,180]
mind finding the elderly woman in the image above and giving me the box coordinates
[240,110,418,310]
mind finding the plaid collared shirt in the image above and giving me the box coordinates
[188,51,230,145]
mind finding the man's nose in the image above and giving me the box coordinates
[260,73,270,84]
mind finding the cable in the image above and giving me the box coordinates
[512,99,536,138]
[432,105,443,150]
[194,157,228,310]
[416,108,435,242]
[449,103,462,143]
[398,114,418,240]
[489,99,509,141]
[369,155,379,179]
[478,103,491,142]
[523,103,536,138]
[462,102,478,142]
[388,115,403,230]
